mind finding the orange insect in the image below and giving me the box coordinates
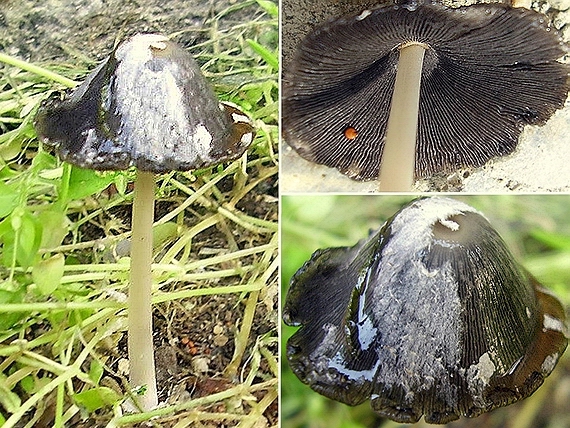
[344,126,358,140]
[180,337,198,355]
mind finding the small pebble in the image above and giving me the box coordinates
[213,334,229,347]
[192,356,210,374]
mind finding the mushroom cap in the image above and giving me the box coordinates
[283,3,570,180]
[35,34,254,172]
[283,197,568,424]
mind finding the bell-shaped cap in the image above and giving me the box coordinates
[35,34,254,172]
[283,3,570,180]
[283,197,568,424]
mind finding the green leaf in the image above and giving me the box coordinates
[67,166,116,201]
[38,166,64,181]
[246,39,278,70]
[11,209,43,269]
[153,222,179,249]
[19,375,35,394]
[72,387,121,413]
[0,181,19,218]
[113,172,129,196]
[0,135,23,161]
[0,209,43,269]
[530,229,570,251]
[0,286,26,331]
[255,0,277,17]
[38,209,69,249]
[88,360,104,385]
[0,216,15,266]
[0,373,21,413]
[30,150,57,172]
[32,253,65,295]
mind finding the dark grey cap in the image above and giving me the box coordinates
[283,3,570,180]
[35,34,254,172]
[283,197,567,423]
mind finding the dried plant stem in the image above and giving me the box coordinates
[0,52,77,88]
[112,379,277,426]
[224,290,260,379]
[378,43,426,191]
[128,170,158,410]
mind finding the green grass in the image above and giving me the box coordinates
[281,195,570,428]
[0,0,278,426]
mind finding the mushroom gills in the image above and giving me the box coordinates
[283,197,568,424]
[282,3,570,183]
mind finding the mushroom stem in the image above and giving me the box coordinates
[378,43,426,191]
[128,169,158,410]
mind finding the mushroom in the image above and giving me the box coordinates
[34,33,254,410]
[282,2,570,191]
[283,197,568,424]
